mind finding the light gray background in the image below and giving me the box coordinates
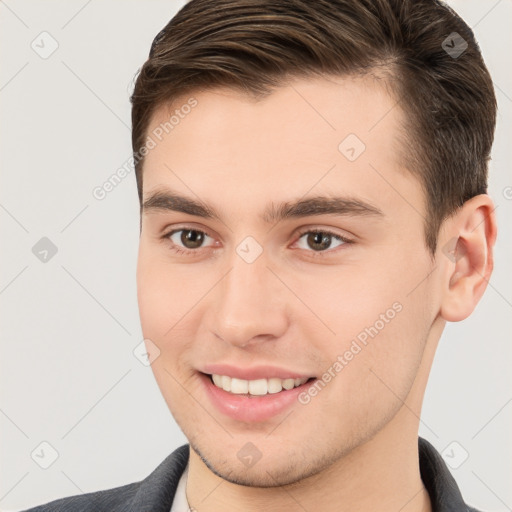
[0,1,510,510]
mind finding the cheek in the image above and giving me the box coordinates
[299,254,433,392]
[136,245,186,341]
[136,250,204,410]
[136,244,216,368]
[288,261,406,343]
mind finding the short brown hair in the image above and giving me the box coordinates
[130,0,497,253]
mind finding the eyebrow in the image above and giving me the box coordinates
[141,188,384,224]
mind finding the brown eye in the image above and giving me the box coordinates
[295,230,349,253]
[180,229,205,249]
[165,228,214,252]
[306,232,333,251]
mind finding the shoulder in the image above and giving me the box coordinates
[418,437,487,512]
[20,481,140,512]
[21,444,190,512]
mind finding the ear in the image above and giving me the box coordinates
[438,194,497,322]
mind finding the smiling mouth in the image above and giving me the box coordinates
[206,373,316,396]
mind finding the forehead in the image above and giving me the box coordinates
[141,75,419,218]
[146,74,403,154]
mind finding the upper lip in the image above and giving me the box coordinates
[201,364,315,381]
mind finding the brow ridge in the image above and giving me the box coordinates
[142,188,384,224]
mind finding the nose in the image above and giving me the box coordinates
[208,255,289,348]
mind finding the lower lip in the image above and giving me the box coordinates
[199,372,316,423]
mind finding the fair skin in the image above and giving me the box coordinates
[136,75,496,512]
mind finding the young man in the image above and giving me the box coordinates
[24,0,498,511]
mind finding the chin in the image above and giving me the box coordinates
[188,435,346,488]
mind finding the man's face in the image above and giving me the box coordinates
[137,76,442,486]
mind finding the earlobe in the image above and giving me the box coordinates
[439,195,497,322]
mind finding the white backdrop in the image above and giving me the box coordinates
[1,1,511,510]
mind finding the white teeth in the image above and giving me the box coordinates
[282,378,295,390]
[248,379,267,395]
[230,378,248,394]
[211,374,309,395]
[267,377,283,394]
[221,375,231,392]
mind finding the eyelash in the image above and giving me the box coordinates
[162,227,353,258]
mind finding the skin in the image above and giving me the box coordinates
[136,75,496,512]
